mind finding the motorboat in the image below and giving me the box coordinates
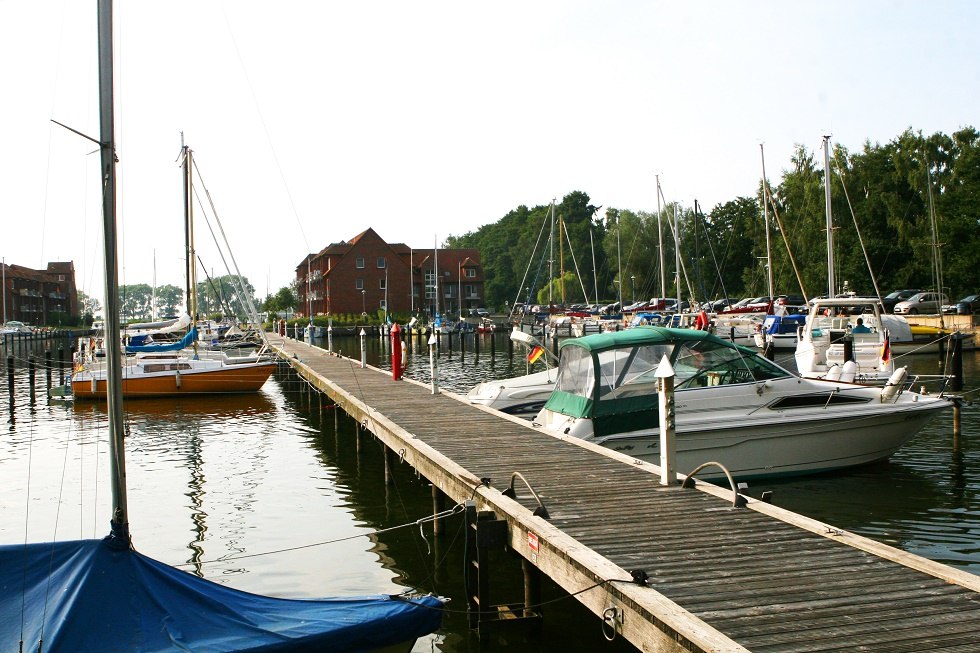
[467,329,559,416]
[753,313,807,350]
[532,326,950,479]
[794,296,897,383]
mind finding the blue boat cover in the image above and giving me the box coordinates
[0,538,443,653]
[126,327,198,353]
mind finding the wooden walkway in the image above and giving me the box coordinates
[268,334,980,653]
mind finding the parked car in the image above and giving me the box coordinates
[893,292,948,315]
[469,307,490,318]
[882,289,924,313]
[942,294,980,315]
[775,294,806,313]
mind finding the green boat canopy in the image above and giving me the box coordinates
[544,327,790,436]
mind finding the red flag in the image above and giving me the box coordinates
[527,346,544,364]
[880,337,891,364]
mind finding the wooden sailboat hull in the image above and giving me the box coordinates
[72,362,277,399]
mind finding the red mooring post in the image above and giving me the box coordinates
[391,322,403,380]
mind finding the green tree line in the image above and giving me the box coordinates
[446,127,980,310]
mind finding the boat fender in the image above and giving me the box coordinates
[175,369,181,389]
[840,360,857,383]
[825,364,842,381]
[400,341,407,370]
[880,367,908,402]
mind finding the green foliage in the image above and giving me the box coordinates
[195,274,255,318]
[262,286,297,314]
[449,126,978,308]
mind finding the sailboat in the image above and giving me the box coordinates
[0,2,443,650]
[70,144,278,399]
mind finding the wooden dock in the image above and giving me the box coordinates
[268,333,980,652]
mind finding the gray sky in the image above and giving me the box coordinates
[2,0,976,304]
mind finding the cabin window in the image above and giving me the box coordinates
[770,394,871,409]
[356,257,365,269]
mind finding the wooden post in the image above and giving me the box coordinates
[6,354,13,394]
[950,333,963,392]
[432,485,444,537]
[28,355,35,397]
[429,334,439,395]
[359,328,367,368]
[45,350,52,390]
[522,558,541,618]
[384,447,393,486]
[656,355,677,485]
[58,346,65,385]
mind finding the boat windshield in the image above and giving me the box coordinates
[673,340,789,389]
[555,338,789,401]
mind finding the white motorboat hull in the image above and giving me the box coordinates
[587,396,944,479]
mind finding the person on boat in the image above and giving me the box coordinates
[851,317,871,334]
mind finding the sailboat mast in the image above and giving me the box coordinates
[183,145,199,356]
[98,0,129,541]
[559,214,565,306]
[760,144,775,302]
[2,257,6,323]
[822,135,836,298]
[656,175,666,300]
[549,199,555,307]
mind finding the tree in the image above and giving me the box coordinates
[194,274,256,318]
[155,284,183,317]
[262,286,297,315]
[77,291,102,324]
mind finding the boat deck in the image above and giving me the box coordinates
[268,333,980,653]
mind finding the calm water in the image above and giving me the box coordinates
[1,331,977,652]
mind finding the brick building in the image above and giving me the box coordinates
[296,229,484,318]
[1,261,79,326]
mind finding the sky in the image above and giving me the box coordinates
[1,1,977,306]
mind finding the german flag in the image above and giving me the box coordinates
[527,346,545,364]
[880,337,891,365]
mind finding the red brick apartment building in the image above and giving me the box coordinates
[1,261,79,325]
[295,229,484,318]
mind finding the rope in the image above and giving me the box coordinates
[173,503,465,568]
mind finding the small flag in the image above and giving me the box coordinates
[527,346,544,364]
[880,337,891,364]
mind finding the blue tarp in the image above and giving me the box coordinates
[0,538,443,653]
[126,327,198,353]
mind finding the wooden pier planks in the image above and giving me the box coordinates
[270,335,980,653]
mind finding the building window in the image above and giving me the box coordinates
[356,257,365,269]
[465,268,476,278]
[356,278,364,290]
[379,299,387,310]
[465,284,477,298]
[377,257,386,268]
[424,269,436,300]
[379,278,386,290]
